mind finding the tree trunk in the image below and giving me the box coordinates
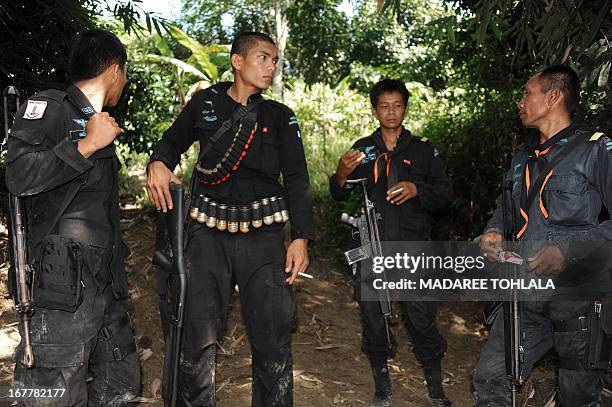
[273,0,292,98]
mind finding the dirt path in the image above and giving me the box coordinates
[121,211,486,406]
[2,210,610,406]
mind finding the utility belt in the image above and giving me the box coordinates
[552,299,612,370]
[188,194,289,233]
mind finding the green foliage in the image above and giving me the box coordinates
[112,25,231,155]
[283,78,439,191]
[3,0,611,243]
[283,80,377,192]
[286,0,350,84]
[0,1,91,107]
[0,0,169,99]
[165,25,224,80]
[423,87,525,239]
[381,0,611,99]
[114,48,177,154]
[180,0,277,43]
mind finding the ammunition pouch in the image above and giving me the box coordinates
[188,194,289,234]
[32,235,84,312]
[553,299,612,371]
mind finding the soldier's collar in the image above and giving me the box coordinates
[66,85,97,119]
[373,127,412,152]
[536,121,585,151]
[219,82,263,107]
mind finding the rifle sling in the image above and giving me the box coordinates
[198,98,263,159]
[522,133,585,214]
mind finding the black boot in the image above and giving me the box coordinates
[423,359,452,407]
[368,355,392,407]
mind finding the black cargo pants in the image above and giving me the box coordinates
[473,300,607,406]
[178,224,296,407]
[354,265,447,363]
[13,267,140,406]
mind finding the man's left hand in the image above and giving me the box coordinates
[527,245,566,275]
[285,238,309,285]
[386,181,418,205]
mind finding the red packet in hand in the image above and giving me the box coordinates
[498,250,524,265]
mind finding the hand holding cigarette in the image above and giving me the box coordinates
[386,181,418,205]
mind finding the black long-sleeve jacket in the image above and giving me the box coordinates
[482,123,612,292]
[329,128,452,240]
[5,85,129,298]
[150,82,314,241]
[485,123,612,259]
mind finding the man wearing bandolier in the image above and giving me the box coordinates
[147,32,314,406]
[330,79,453,407]
[5,29,140,405]
[475,65,612,405]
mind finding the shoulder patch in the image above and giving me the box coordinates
[590,132,605,141]
[23,100,47,120]
[419,137,429,143]
[201,100,217,122]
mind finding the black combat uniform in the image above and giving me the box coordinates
[474,123,612,406]
[329,128,452,402]
[6,85,140,405]
[150,81,314,407]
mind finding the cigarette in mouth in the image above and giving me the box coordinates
[298,272,314,279]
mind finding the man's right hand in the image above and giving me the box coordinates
[480,231,503,262]
[78,112,122,158]
[335,149,365,187]
[147,161,182,212]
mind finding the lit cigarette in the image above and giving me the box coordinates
[298,272,313,279]
[390,188,403,195]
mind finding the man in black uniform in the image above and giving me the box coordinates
[475,66,612,405]
[147,32,314,406]
[6,29,140,405]
[329,79,452,407]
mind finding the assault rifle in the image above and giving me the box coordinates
[152,183,187,407]
[340,177,393,350]
[501,180,524,406]
[3,86,35,368]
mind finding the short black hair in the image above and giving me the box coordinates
[369,79,409,107]
[230,32,276,57]
[69,29,127,82]
[537,65,581,116]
